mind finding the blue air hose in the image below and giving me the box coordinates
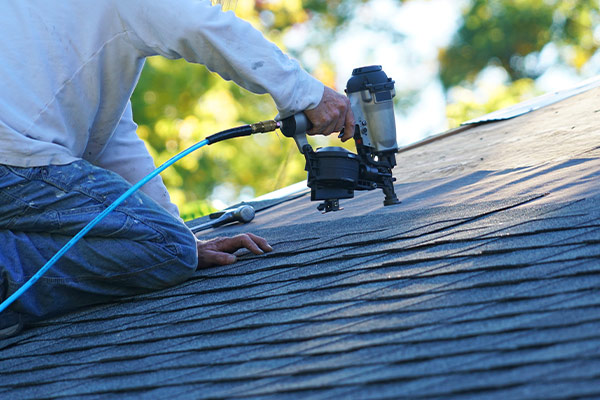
[0,121,279,314]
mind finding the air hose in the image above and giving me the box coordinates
[0,120,280,314]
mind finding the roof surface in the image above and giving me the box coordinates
[2,86,600,399]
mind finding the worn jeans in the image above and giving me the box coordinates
[0,160,197,324]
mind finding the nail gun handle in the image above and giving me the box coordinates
[280,113,313,137]
[280,113,313,154]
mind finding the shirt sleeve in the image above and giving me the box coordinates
[115,0,324,118]
[91,102,182,219]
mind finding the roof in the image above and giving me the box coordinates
[2,85,600,399]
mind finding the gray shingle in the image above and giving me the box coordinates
[4,88,600,399]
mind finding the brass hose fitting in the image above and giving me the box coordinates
[250,120,281,133]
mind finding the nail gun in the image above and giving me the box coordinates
[280,65,400,212]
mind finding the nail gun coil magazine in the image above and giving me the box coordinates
[305,146,359,208]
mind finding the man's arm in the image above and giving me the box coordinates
[116,0,323,118]
[117,0,353,135]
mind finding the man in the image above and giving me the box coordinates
[0,0,354,337]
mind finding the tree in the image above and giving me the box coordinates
[440,0,600,126]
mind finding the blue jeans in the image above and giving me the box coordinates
[0,160,197,324]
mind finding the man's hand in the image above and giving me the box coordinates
[196,233,273,268]
[304,86,355,142]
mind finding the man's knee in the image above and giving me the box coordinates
[82,219,198,292]
[171,224,198,279]
[144,222,197,289]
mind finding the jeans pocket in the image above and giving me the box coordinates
[0,167,51,230]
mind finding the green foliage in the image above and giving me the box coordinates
[440,0,600,89]
[440,0,553,87]
[440,0,600,126]
[446,78,540,128]
[179,199,217,222]
[131,56,308,211]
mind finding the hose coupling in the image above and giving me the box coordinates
[251,120,280,133]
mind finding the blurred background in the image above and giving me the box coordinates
[131,0,600,219]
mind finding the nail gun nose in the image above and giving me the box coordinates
[189,204,255,233]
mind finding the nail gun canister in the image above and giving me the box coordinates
[309,146,359,200]
[346,65,398,153]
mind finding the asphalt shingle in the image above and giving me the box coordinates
[3,87,600,399]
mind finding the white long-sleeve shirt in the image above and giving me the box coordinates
[0,0,324,217]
